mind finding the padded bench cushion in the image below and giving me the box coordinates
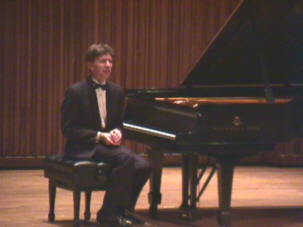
[44,155,109,191]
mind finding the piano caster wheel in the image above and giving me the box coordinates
[73,220,81,227]
[149,204,158,218]
[48,213,55,222]
[180,208,201,222]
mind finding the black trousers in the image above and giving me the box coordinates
[92,144,151,215]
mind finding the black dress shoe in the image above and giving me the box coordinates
[97,213,133,227]
[121,212,145,225]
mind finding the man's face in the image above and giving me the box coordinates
[88,53,113,82]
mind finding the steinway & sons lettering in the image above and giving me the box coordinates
[213,126,260,131]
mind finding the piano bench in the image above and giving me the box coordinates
[43,155,109,222]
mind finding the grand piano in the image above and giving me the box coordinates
[123,0,303,226]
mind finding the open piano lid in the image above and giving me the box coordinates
[182,0,303,88]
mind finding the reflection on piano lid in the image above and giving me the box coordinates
[155,97,293,107]
[123,122,176,141]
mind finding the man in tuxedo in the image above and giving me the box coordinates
[61,43,151,226]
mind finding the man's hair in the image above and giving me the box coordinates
[85,43,115,62]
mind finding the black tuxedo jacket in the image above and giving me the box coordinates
[61,77,125,159]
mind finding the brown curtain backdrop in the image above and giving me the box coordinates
[0,0,302,165]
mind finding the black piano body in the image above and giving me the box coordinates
[124,90,303,226]
[124,0,303,226]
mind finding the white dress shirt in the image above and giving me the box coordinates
[92,78,107,129]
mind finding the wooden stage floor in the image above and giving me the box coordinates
[1,166,303,227]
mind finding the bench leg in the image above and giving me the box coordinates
[73,190,81,222]
[84,191,92,220]
[48,181,56,222]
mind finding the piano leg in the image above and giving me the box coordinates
[180,153,190,209]
[147,147,164,216]
[215,153,251,227]
[215,159,235,227]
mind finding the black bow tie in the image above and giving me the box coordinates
[92,82,107,90]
